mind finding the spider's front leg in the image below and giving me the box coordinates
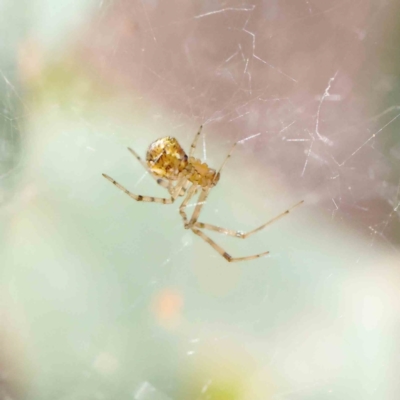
[189,125,203,157]
[102,173,187,204]
[127,147,169,188]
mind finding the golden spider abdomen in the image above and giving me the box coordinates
[189,158,220,187]
[146,136,188,180]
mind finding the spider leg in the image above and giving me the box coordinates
[127,146,148,170]
[215,140,239,178]
[127,147,170,188]
[162,180,190,196]
[191,228,269,262]
[189,125,203,157]
[157,178,170,189]
[178,180,190,196]
[184,187,210,228]
[185,136,253,226]
[102,173,187,204]
[185,139,242,227]
[179,184,199,225]
[194,200,304,239]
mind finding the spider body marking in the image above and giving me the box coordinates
[103,125,303,262]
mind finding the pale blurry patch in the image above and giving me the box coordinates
[0,183,37,217]
[92,351,119,376]
[362,295,385,331]
[151,288,184,329]
[274,318,345,387]
[342,256,400,393]
[193,253,242,297]
[345,258,400,330]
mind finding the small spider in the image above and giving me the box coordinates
[102,126,303,262]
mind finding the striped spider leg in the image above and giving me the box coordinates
[191,200,304,262]
[194,200,304,238]
[102,172,188,204]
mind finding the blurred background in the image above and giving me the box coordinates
[1,0,400,399]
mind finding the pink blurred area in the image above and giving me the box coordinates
[72,0,400,242]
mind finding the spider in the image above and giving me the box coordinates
[102,126,303,262]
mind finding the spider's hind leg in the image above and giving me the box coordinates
[194,200,304,239]
[191,228,269,262]
[191,200,303,262]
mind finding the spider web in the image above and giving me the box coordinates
[1,0,400,399]
[83,0,400,246]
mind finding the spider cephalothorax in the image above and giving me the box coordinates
[146,136,219,187]
[103,125,303,262]
[146,137,188,180]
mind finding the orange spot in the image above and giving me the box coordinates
[18,38,43,82]
[152,288,183,328]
